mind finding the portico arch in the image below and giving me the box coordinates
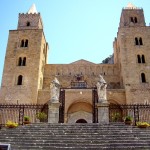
[67,102,92,123]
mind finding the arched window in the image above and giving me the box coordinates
[130,17,134,23]
[27,22,30,26]
[20,39,28,47]
[20,40,24,47]
[17,75,23,85]
[137,55,146,64]
[135,38,139,45]
[137,55,141,63]
[18,57,22,66]
[135,37,143,46]
[142,55,145,63]
[23,57,26,66]
[139,37,143,45]
[141,73,146,83]
[18,57,26,66]
[130,17,137,23]
[25,40,28,47]
[134,17,137,23]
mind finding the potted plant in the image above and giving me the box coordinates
[137,122,149,128]
[5,121,18,128]
[112,112,121,122]
[124,115,133,125]
[23,116,30,125]
[36,112,47,122]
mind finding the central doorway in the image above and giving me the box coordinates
[59,88,98,123]
[76,119,87,123]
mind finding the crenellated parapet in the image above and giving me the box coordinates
[17,4,43,30]
[18,13,43,30]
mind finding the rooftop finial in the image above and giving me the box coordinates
[126,2,137,9]
[27,4,38,14]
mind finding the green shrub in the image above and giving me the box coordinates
[36,112,47,121]
[24,116,30,121]
[125,115,132,121]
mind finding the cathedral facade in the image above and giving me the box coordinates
[0,4,150,123]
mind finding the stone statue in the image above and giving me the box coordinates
[50,77,60,103]
[96,75,107,103]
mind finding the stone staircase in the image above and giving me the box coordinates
[0,123,150,150]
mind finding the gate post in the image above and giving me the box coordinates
[48,101,60,123]
[48,78,61,123]
[96,103,109,124]
[96,75,109,124]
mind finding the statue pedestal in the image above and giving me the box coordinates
[96,102,109,124]
[48,101,60,123]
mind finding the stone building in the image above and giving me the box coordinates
[0,3,150,123]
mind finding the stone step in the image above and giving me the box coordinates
[10,147,150,150]
[2,128,147,133]
[7,142,150,150]
[1,138,150,143]
[1,137,150,142]
[0,134,149,138]
[0,132,149,138]
[1,126,150,131]
[10,125,145,129]
[18,123,133,127]
[10,142,150,146]
[0,123,150,150]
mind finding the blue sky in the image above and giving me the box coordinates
[0,0,150,84]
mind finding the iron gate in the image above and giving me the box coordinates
[59,89,65,123]
[92,88,98,123]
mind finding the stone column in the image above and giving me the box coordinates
[48,101,60,123]
[96,102,109,124]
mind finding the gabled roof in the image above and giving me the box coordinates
[70,59,96,65]
[28,4,38,14]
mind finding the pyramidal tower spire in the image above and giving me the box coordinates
[126,2,137,9]
[28,4,38,14]
[18,3,43,30]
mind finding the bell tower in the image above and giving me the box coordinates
[119,3,145,27]
[114,3,150,104]
[0,4,48,104]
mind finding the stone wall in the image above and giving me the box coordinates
[0,29,47,104]
[43,63,120,90]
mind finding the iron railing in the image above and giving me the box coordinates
[0,104,48,126]
[109,104,150,125]
[0,103,149,126]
